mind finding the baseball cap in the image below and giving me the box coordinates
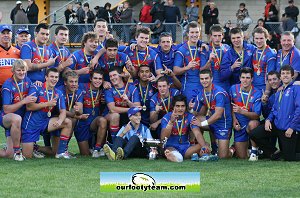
[0,25,12,33]
[128,107,141,118]
[16,1,22,4]
[16,27,30,35]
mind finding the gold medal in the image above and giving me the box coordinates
[142,105,147,111]
[47,111,51,117]
[206,110,212,117]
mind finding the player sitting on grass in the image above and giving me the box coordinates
[161,94,210,162]
[103,107,153,160]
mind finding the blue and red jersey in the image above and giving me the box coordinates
[119,46,163,76]
[161,112,198,145]
[229,84,262,127]
[275,46,300,78]
[48,43,72,87]
[220,42,256,85]
[204,43,231,91]
[133,80,157,126]
[20,40,53,83]
[150,88,179,118]
[105,83,140,108]
[69,49,97,83]
[252,46,277,90]
[173,42,207,92]
[97,52,128,81]
[21,83,66,130]
[1,76,32,116]
[57,85,84,112]
[77,83,105,123]
[194,84,232,129]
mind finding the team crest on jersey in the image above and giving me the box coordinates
[80,58,84,62]
[148,90,153,97]
[285,89,290,96]
[129,52,133,56]
[247,50,252,56]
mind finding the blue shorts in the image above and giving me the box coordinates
[74,121,93,143]
[165,143,190,157]
[22,122,49,143]
[234,127,249,142]
[210,125,232,140]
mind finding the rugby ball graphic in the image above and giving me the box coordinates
[132,173,156,186]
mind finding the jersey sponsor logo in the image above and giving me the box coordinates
[0,58,16,66]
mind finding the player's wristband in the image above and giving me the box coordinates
[201,120,209,127]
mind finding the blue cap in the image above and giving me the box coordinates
[16,28,30,35]
[128,107,141,118]
[0,25,12,33]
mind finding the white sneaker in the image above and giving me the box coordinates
[13,153,25,161]
[33,150,45,158]
[55,152,71,159]
[249,153,258,161]
[92,148,105,158]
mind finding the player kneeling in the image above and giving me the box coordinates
[21,68,73,159]
[161,95,210,162]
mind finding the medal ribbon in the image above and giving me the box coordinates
[66,91,75,111]
[161,94,170,113]
[255,47,266,70]
[90,85,99,109]
[35,41,45,63]
[235,49,244,64]
[46,84,55,112]
[136,47,149,66]
[176,115,185,141]
[188,43,198,60]
[13,76,24,100]
[240,86,252,109]
[139,83,149,105]
[212,43,222,64]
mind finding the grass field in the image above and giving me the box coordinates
[0,132,299,197]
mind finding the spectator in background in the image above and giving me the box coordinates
[186,0,199,22]
[180,13,189,40]
[255,18,266,29]
[96,3,112,24]
[0,11,2,23]
[285,0,299,22]
[75,2,85,42]
[94,6,100,20]
[267,31,280,50]
[140,0,152,23]
[202,0,211,38]
[26,0,39,38]
[26,0,39,24]
[265,0,280,33]
[151,19,165,44]
[83,3,95,24]
[236,3,251,31]
[206,2,219,34]
[120,1,133,43]
[223,20,232,45]
[113,3,123,40]
[65,4,75,24]
[10,1,25,24]
[14,3,29,24]
[150,0,165,23]
[164,0,181,42]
